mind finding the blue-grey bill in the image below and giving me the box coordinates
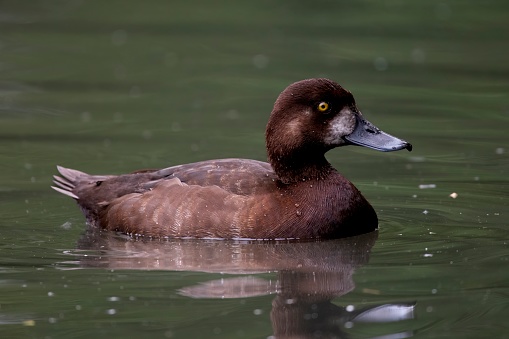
[344,115,412,152]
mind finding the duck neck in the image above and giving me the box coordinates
[268,149,334,184]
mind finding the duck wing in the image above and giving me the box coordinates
[148,158,277,195]
[52,159,278,237]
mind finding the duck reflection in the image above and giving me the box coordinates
[73,230,415,338]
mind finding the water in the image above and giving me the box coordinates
[1,1,509,338]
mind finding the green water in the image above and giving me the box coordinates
[1,1,508,338]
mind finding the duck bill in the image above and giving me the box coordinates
[344,115,412,152]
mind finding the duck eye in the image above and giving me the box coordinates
[317,102,329,112]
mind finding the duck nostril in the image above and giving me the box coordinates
[365,128,376,134]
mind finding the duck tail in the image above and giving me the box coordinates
[51,165,88,200]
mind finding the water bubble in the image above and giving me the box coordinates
[192,98,203,110]
[253,54,269,69]
[107,296,120,302]
[253,309,263,315]
[344,321,354,329]
[129,86,141,98]
[171,122,182,132]
[106,308,117,315]
[113,112,123,123]
[346,305,355,312]
[113,64,126,80]
[48,292,55,297]
[61,221,72,230]
[435,2,451,20]
[411,48,426,63]
[495,147,504,155]
[226,109,239,120]
[164,52,178,67]
[111,29,127,46]
[374,57,388,71]
[81,111,91,122]
[409,156,426,162]
[142,130,153,139]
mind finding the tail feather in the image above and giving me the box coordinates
[51,185,79,199]
[51,165,90,200]
[53,175,74,190]
[56,165,89,182]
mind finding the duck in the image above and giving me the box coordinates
[52,78,412,240]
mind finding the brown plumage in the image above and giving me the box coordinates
[52,78,412,239]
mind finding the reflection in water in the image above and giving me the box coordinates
[69,230,415,338]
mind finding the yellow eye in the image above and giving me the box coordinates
[317,102,329,112]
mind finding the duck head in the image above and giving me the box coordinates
[266,78,412,183]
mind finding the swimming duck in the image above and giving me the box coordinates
[52,78,411,239]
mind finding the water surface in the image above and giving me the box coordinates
[1,1,508,338]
